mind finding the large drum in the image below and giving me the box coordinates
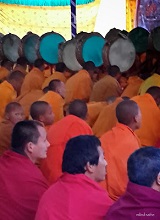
[76,32,106,67]
[2,34,21,62]
[128,27,149,53]
[39,32,66,64]
[103,34,136,72]
[0,33,4,62]
[149,26,160,52]
[22,33,39,63]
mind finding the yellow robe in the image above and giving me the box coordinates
[138,73,160,95]
[65,69,93,105]
[39,91,64,122]
[89,75,122,102]
[0,67,10,81]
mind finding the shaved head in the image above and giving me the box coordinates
[5,102,22,114]
[146,86,160,106]
[30,101,50,120]
[48,79,61,91]
[68,99,88,120]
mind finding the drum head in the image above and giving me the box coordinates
[2,34,21,62]
[22,33,39,63]
[103,38,136,72]
[150,26,160,51]
[61,39,82,72]
[39,32,66,64]
[76,33,106,67]
[128,27,149,53]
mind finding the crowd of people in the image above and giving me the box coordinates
[0,46,160,220]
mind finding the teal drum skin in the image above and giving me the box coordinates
[22,33,39,64]
[77,33,106,67]
[39,32,66,64]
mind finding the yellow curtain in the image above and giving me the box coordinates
[126,0,137,31]
[0,0,100,40]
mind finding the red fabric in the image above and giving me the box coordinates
[0,151,49,220]
[35,173,113,220]
[105,181,160,220]
[40,115,93,184]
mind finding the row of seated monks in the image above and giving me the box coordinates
[0,50,159,219]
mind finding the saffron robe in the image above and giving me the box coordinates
[20,67,45,95]
[42,71,67,89]
[121,76,143,98]
[39,91,64,122]
[0,80,17,120]
[100,123,140,201]
[105,181,160,220]
[0,150,48,220]
[40,115,93,184]
[35,173,113,220]
[65,69,93,105]
[89,75,122,102]
[138,73,160,95]
[131,94,160,146]
[92,98,122,137]
[0,66,10,81]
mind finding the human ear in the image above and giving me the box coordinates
[85,162,95,173]
[26,142,34,153]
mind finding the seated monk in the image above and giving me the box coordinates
[0,70,25,120]
[30,101,54,131]
[36,135,113,220]
[0,102,25,156]
[39,79,65,122]
[13,57,28,75]
[0,120,49,220]
[65,61,96,105]
[0,59,13,82]
[40,99,93,184]
[42,62,67,89]
[100,100,141,201]
[105,147,160,220]
[131,86,160,146]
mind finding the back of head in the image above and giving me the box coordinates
[55,62,66,72]
[48,79,61,91]
[68,99,88,120]
[127,147,160,187]
[34,59,44,69]
[108,65,120,78]
[1,59,14,71]
[16,57,28,68]
[82,61,95,71]
[7,70,25,81]
[146,86,160,106]
[116,100,141,129]
[11,120,43,155]
[30,101,49,120]
[62,135,100,174]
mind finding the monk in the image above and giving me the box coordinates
[39,79,65,122]
[42,62,67,89]
[0,102,25,156]
[105,147,160,220]
[65,61,96,105]
[92,97,123,137]
[0,120,49,220]
[40,99,93,184]
[100,100,141,201]
[0,70,25,120]
[131,86,160,146]
[36,135,113,220]
[89,65,122,102]
[30,101,54,130]
[20,58,45,95]
[14,57,28,75]
[0,59,13,81]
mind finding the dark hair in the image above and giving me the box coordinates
[11,120,43,155]
[34,59,44,68]
[82,61,95,71]
[30,101,49,120]
[128,147,160,187]
[146,86,160,98]
[1,59,13,67]
[62,135,101,174]
[7,70,25,81]
[55,62,66,72]
[16,57,28,66]
[68,99,88,120]
[108,65,120,77]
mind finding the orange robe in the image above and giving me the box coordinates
[100,123,140,201]
[42,71,67,89]
[121,76,143,98]
[89,75,122,102]
[13,65,27,75]
[21,67,45,95]
[40,115,93,184]
[86,101,107,127]
[65,69,93,105]
[16,90,44,118]
[0,119,14,155]
[92,98,123,137]
[0,81,17,119]
[39,91,64,122]
[0,67,9,81]
[131,94,160,146]
[138,73,160,95]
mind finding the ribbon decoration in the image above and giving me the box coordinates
[71,0,77,38]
